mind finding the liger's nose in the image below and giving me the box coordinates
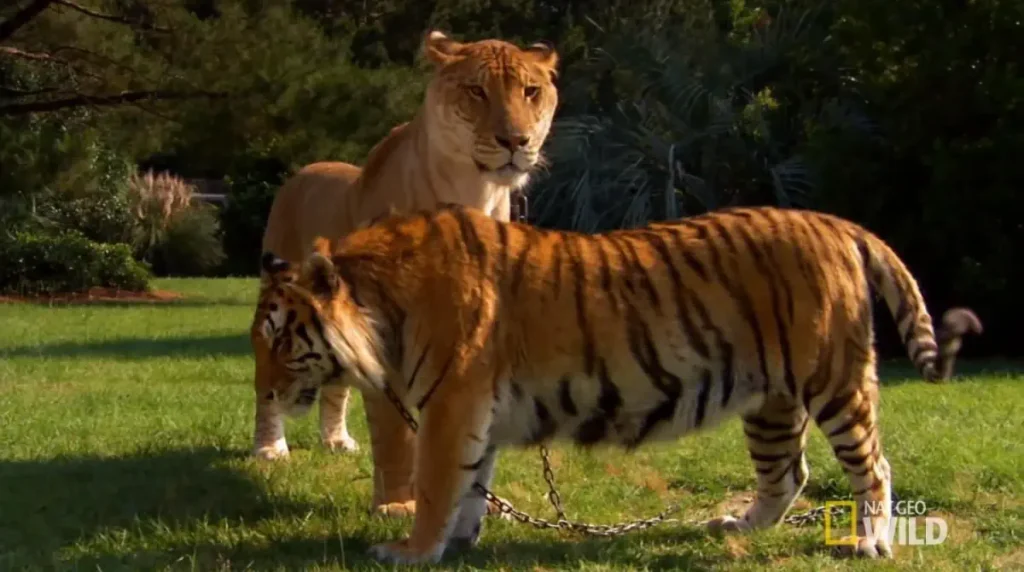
[495,134,530,150]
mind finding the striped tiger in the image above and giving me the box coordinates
[253,204,981,564]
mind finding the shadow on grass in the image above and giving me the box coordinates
[63,523,726,571]
[0,333,251,360]
[0,447,316,569]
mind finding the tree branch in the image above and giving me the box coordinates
[0,90,226,116]
[0,0,56,43]
[0,45,64,62]
[54,0,170,33]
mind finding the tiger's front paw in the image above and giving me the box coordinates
[705,515,751,534]
[374,500,417,518]
[252,439,290,461]
[368,539,444,565]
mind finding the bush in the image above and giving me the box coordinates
[124,169,228,277]
[0,231,151,296]
[149,205,227,277]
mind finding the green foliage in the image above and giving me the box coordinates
[218,158,288,276]
[148,205,227,277]
[533,8,861,231]
[0,230,150,295]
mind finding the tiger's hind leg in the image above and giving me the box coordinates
[707,393,810,533]
[809,350,893,559]
[319,383,359,453]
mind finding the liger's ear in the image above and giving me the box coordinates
[311,236,333,257]
[524,41,559,78]
[301,252,342,300]
[422,30,463,66]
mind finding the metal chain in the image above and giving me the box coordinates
[381,384,837,536]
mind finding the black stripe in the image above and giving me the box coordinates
[569,237,597,375]
[749,451,791,464]
[407,345,430,389]
[733,222,796,397]
[295,352,321,362]
[814,391,855,426]
[327,353,343,378]
[596,361,623,417]
[606,236,635,294]
[497,222,510,276]
[828,400,872,438]
[624,307,682,446]
[832,431,871,454]
[705,219,771,390]
[510,229,537,293]
[719,339,735,407]
[574,416,607,445]
[790,218,825,305]
[529,398,558,444]
[622,236,661,309]
[453,207,487,271]
[744,415,799,432]
[416,354,455,410]
[645,231,710,359]
[558,377,578,415]
[295,323,314,350]
[694,368,712,427]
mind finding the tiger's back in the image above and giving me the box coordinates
[258,204,981,564]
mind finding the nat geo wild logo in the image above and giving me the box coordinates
[824,498,949,547]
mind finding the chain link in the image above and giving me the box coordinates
[381,384,836,536]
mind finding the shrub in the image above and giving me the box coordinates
[0,231,150,296]
[148,205,227,277]
[124,169,228,277]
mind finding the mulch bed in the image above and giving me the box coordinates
[0,287,184,305]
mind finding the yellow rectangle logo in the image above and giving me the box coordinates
[823,501,858,546]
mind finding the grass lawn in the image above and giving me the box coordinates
[1,278,1022,571]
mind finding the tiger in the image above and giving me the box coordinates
[249,30,560,517]
[253,204,981,564]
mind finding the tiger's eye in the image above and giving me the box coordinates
[524,85,539,99]
[468,85,487,99]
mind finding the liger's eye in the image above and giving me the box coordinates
[467,85,487,99]
[524,85,539,99]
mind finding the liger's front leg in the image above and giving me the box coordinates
[369,381,494,564]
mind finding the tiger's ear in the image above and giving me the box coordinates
[524,41,559,78]
[301,252,342,300]
[423,30,463,66]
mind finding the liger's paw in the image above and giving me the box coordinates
[322,434,360,453]
[252,442,290,461]
[705,515,752,535]
[485,495,515,522]
[833,535,894,559]
[368,539,444,565]
[374,500,417,518]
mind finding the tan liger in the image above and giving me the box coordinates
[249,31,560,518]
[254,204,980,564]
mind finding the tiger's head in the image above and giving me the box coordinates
[254,249,385,418]
[421,30,560,189]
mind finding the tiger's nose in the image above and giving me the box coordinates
[495,134,530,151]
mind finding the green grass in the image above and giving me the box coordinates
[1,278,1021,571]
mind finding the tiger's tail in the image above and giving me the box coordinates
[858,233,983,382]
